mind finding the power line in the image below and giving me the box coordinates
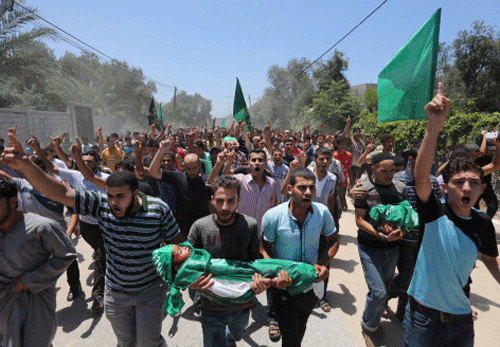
[301,0,389,73]
[11,0,176,90]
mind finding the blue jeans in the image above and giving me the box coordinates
[358,244,399,330]
[201,309,250,347]
[403,300,474,347]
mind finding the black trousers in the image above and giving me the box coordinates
[66,221,106,298]
[269,287,317,347]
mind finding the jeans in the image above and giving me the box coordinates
[104,280,167,347]
[269,287,318,347]
[403,299,474,347]
[388,240,419,319]
[358,244,399,330]
[201,309,250,347]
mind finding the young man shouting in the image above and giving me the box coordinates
[405,83,500,346]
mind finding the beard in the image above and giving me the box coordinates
[111,198,136,219]
[216,210,236,224]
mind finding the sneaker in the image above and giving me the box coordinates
[67,284,82,301]
[361,322,384,347]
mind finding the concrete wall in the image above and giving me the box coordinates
[0,104,94,147]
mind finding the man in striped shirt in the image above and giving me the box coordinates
[2,133,181,347]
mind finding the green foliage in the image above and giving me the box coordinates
[364,87,377,113]
[312,50,349,91]
[0,0,55,59]
[308,80,361,133]
[438,21,500,113]
[353,109,500,166]
[161,91,212,127]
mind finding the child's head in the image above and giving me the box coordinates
[172,244,192,271]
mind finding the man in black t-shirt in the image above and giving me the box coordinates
[474,136,500,218]
[354,153,406,345]
[405,83,500,347]
[137,145,212,239]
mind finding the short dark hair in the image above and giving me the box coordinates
[442,158,484,184]
[106,171,139,192]
[303,134,311,141]
[314,147,332,159]
[0,178,17,200]
[353,127,361,133]
[125,136,131,141]
[249,149,267,160]
[194,140,205,151]
[336,136,349,145]
[393,156,405,167]
[283,137,295,144]
[317,134,326,139]
[212,175,240,198]
[272,147,283,155]
[464,143,480,153]
[82,150,100,162]
[408,146,419,159]
[380,134,394,143]
[163,150,175,161]
[371,153,394,165]
[115,158,135,173]
[289,167,316,186]
[146,139,160,148]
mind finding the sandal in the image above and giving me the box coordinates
[268,319,281,342]
[320,299,331,313]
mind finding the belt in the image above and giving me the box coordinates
[409,297,470,323]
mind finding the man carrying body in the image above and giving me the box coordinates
[261,168,339,347]
[187,175,269,347]
[404,83,500,346]
[0,178,77,347]
[354,152,406,346]
[2,133,181,347]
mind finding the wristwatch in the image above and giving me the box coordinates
[380,234,388,243]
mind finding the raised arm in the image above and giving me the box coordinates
[415,83,450,202]
[481,132,500,176]
[2,133,75,207]
[70,138,106,190]
[343,115,351,138]
[28,134,58,175]
[52,136,73,168]
[148,141,169,180]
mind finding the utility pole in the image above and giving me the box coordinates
[173,86,177,110]
[248,95,252,108]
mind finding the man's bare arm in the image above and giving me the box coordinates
[2,133,75,207]
[415,83,450,203]
[70,138,106,190]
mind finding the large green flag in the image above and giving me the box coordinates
[220,118,226,128]
[377,8,441,123]
[157,103,163,131]
[233,78,252,130]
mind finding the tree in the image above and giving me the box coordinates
[308,80,361,132]
[250,58,315,129]
[0,0,55,59]
[437,21,500,113]
[312,50,349,91]
[364,87,377,113]
[161,90,212,127]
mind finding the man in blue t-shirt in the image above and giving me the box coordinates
[406,83,500,346]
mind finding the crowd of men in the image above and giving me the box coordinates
[1,84,500,347]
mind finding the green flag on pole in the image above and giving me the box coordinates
[377,8,441,123]
[233,78,252,130]
[220,118,226,128]
[157,103,163,131]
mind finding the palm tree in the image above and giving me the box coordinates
[0,0,55,58]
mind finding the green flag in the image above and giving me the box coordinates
[157,103,163,131]
[377,8,441,123]
[220,118,226,128]
[233,78,252,130]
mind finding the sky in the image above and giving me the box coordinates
[27,0,500,119]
